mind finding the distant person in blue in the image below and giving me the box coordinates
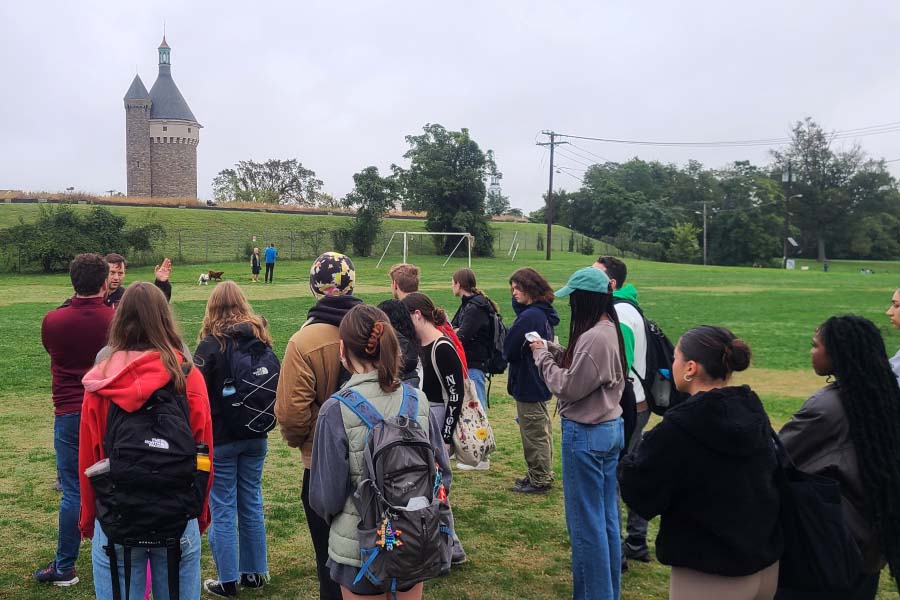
[264,243,277,283]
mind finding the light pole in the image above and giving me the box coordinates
[782,193,803,268]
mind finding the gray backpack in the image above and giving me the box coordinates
[334,384,453,591]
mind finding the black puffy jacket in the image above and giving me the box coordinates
[451,293,494,371]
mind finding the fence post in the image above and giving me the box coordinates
[178,230,183,261]
[205,231,209,262]
[290,231,294,260]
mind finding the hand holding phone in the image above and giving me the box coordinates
[525,331,541,343]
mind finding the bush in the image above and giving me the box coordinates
[580,238,595,255]
[330,225,352,254]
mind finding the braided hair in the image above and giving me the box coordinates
[819,315,900,582]
[562,288,628,376]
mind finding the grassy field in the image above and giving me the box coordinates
[0,203,603,270]
[0,250,898,599]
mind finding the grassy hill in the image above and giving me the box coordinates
[0,203,608,270]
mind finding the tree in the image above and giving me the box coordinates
[212,159,324,205]
[342,166,397,257]
[485,191,510,216]
[667,222,701,264]
[772,118,863,261]
[0,205,164,272]
[394,124,494,256]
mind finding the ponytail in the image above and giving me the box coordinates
[339,305,401,393]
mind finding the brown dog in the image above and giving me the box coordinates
[208,270,225,281]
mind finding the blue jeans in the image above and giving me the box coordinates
[468,368,487,410]
[55,413,81,571]
[561,417,624,600]
[91,519,200,600]
[208,438,269,583]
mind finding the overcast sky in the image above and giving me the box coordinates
[3,1,900,211]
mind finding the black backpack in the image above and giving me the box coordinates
[613,298,687,416]
[224,336,281,438]
[88,378,209,600]
[485,309,509,376]
[335,385,453,591]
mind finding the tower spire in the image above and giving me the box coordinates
[158,33,170,66]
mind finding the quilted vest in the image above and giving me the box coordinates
[327,373,431,567]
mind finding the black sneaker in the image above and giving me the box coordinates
[204,579,239,597]
[513,475,530,488]
[240,573,269,589]
[623,541,652,562]
[512,481,551,494]
[34,560,79,586]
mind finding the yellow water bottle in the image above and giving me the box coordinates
[196,442,211,472]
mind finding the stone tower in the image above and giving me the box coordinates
[124,36,201,198]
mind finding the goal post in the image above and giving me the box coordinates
[375,231,473,269]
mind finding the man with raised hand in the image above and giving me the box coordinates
[104,253,172,308]
[35,253,115,587]
[594,256,653,568]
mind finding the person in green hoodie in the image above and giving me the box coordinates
[594,256,652,566]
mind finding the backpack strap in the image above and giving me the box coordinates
[105,543,122,600]
[333,388,384,430]
[399,383,418,421]
[429,337,455,404]
[166,537,182,600]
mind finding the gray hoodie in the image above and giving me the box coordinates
[532,319,624,424]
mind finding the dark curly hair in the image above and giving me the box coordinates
[509,268,554,305]
[819,315,900,583]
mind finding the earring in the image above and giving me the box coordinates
[683,374,693,382]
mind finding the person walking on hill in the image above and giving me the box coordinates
[529,266,627,600]
[264,243,277,283]
[77,282,214,600]
[34,253,115,587]
[451,267,498,411]
[619,326,782,600]
[503,267,559,494]
[195,281,275,596]
[310,305,452,599]
[390,263,469,374]
[275,252,360,600]
[594,256,651,567]
[250,247,261,283]
[778,316,900,599]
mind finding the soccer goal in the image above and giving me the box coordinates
[375,231,473,269]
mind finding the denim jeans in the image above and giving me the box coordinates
[54,413,81,571]
[561,417,624,600]
[91,519,200,600]
[468,368,487,410]
[208,438,269,583]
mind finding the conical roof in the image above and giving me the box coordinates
[124,74,150,101]
[158,35,170,49]
[149,65,198,123]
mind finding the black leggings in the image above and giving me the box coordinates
[302,468,343,600]
[265,263,274,282]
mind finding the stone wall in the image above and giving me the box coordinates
[150,139,198,197]
[125,102,152,196]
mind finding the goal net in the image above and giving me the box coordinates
[375,231,473,269]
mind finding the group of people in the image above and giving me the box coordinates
[35,248,900,600]
[249,243,278,283]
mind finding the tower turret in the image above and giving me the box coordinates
[124,74,151,197]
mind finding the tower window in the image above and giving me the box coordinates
[188,128,191,133]
[162,126,167,132]
[164,137,168,143]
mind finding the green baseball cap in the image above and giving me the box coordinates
[555,266,611,297]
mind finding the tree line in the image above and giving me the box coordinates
[530,118,900,265]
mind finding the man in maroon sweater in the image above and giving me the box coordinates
[35,253,115,587]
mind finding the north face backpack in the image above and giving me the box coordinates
[614,298,687,416]
[224,336,281,438]
[334,384,453,592]
[88,378,209,600]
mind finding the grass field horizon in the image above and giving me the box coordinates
[1,251,898,598]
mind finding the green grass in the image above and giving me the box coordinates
[0,203,601,270]
[0,253,898,598]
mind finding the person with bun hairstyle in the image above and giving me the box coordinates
[194,281,273,596]
[619,326,782,600]
[451,268,499,412]
[504,267,560,494]
[309,305,451,599]
[779,316,900,599]
[77,282,214,600]
[528,267,627,600]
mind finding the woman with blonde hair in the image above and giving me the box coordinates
[78,282,214,599]
[195,280,276,596]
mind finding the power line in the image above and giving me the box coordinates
[569,142,613,163]
[554,147,594,168]
[559,145,608,166]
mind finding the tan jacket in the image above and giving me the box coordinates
[275,321,343,468]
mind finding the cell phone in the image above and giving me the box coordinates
[525,331,542,343]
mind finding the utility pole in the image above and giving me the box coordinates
[537,131,568,261]
[702,201,708,266]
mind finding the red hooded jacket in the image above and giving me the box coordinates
[78,350,214,539]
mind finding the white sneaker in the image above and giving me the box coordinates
[456,460,490,471]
